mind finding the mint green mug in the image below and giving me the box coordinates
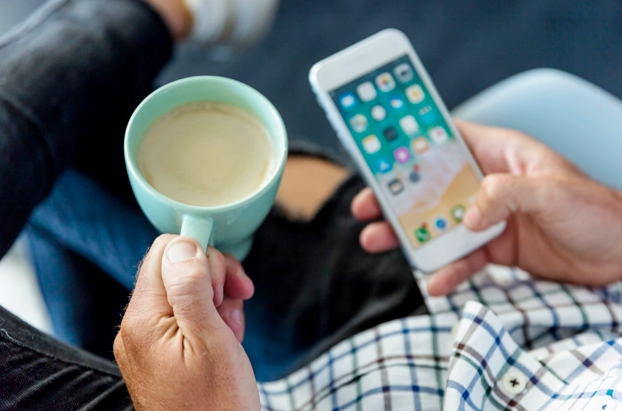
[124,76,287,260]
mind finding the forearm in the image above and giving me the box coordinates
[0,0,173,256]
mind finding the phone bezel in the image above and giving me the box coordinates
[309,28,506,272]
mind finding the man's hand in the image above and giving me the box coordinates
[352,120,622,296]
[113,235,260,411]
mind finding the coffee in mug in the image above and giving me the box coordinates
[137,101,275,207]
[125,75,287,257]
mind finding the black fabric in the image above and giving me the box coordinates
[243,171,427,380]
[0,0,173,258]
[0,305,132,410]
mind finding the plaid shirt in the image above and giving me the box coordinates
[257,265,622,410]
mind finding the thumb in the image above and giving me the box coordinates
[464,174,553,230]
[161,237,225,338]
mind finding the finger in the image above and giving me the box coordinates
[206,246,227,307]
[463,173,553,231]
[127,234,177,320]
[217,297,245,343]
[351,187,383,221]
[116,234,176,359]
[426,248,489,296]
[223,253,254,301]
[359,221,401,253]
[161,237,225,337]
[454,120,556,175]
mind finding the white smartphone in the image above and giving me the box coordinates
[309,28,506,272]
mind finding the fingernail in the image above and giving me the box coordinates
[167,240,198,263]
[426,276,438,295]
[238,265,250,281]
[230,308,242,327]
[214,283,224,306]
[463,206,483,229]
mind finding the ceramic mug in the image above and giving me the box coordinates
[124,76,287,260]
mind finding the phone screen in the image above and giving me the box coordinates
[330,55,481,249]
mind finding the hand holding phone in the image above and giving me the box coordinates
[309,28,506,273]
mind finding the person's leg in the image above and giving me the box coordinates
[28,169,159,291]
[451,68,622,190]
[0,304,132,410]
[26,222,132,360]
[0,0,176,403]
[0,0,173,258]
[24,168,158,356]
[242,144,427,381]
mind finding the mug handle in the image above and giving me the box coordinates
[180,214,214,252]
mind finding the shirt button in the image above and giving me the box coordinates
[501,370,527,396]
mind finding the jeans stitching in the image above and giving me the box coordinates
[0,0,71,49]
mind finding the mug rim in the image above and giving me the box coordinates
[124,75,288,212]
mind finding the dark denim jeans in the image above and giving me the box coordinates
[0,0,169,407]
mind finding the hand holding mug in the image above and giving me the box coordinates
[113,235,259,410]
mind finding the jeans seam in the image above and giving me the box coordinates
[0,89,54,188]
[0,0,71,49]
[0,328,122,379]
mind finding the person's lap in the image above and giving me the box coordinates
[2,66,620,408]
[27,145,427,381]
[26,66,622,381]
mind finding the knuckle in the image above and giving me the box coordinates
[112,333,123,357]
[154,234,176,249]
[508,129,530,141]
[207,248,226,279]
[480,174,510,203]
[117,313,153,353]
[166,265,209,299]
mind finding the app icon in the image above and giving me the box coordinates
[388,178,404,195]
[415,225,431,243]
[362,134,381,154]
[389,95,405,110]
[371,105,386,121]
[409,170,421,183]
[411,137,430,154]
[357,82,377,102]
[375,72,396,92]
[406,84,425,104]
[393,146,411,164]
[377,157,392,174]
[451,205,466,222]
[350,114,368,133]
[383,126,398,142]
[339,92,356,110]
[434,217,448,232]
[394,63,414,83]
[399,115,420,135]
[418,105,437,124]
[429,126,449,144]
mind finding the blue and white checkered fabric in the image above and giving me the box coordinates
[257,265,622,410]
